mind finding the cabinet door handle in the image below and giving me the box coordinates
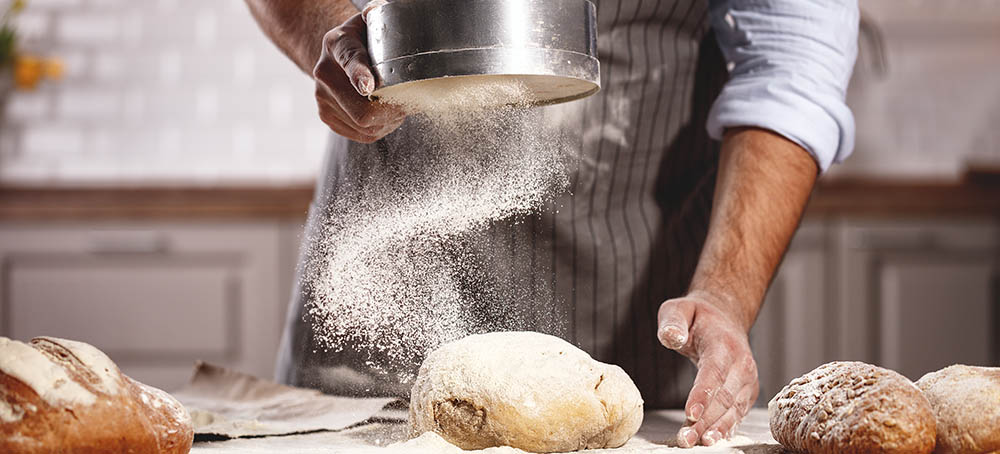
[88,235,171,255]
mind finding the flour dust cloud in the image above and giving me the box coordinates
[303,78,574,383]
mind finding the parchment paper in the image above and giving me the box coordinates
[190,409,783,453]
[174,362,403,439]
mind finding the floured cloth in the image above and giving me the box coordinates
[174,362,402,439]
[190,409,782,453]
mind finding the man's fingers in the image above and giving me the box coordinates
[701,407,737,446]
[315,57,404,141]
[311,11,406,141]
[702,384,755,445]
[334,91,405,129]
[677,423,700,449]
[683,353,757,447]
[326,18,375,96]
[733,384,757,429]
[317,99,378,143]
[680,352,727,433]
[317,92,372,132]
[689,364,740,433]
[317,53,403,130]
[657,298,695,350]
[318,87,402,142]
[738,376,759,418]
[322,112,378,143]
[315,85,364,130]
[313,56,353,107]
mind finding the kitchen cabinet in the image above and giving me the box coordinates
[834,219,998,381]
[0,221,303,391]
[753,216,998,403]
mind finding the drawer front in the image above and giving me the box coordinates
[8,255,239,361]
[0,222,289,391]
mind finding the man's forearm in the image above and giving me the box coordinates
[245,0,359,74]
[688,127,818,331]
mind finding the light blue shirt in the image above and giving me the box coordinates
[707,0,859,172]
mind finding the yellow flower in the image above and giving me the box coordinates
[14,55,42,90]
[42,57,62,80]
[11,0,26,13]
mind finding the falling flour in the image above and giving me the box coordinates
[303,77,573,383]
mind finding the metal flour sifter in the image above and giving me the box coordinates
[365,0,600,107]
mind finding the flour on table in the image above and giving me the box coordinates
[188,409,268,434]
[661,435,756,453]
[381,432,759,454]
[377,432,758,454]
[388,432,527,454]
[189,430,764,454]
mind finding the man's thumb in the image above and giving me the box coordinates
[657,298,695,350]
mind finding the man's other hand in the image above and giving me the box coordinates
[313,11,404,143]
[657,293,760,448]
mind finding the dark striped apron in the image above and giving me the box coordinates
[276,0,729,409]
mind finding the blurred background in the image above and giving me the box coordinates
[0,0,997,403]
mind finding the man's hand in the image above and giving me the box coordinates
[656,128,818,447]
[657,293,759,447]
[313,11,405,143]
[245,0,405,143]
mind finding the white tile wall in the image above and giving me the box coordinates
[833,0,1000,179]
[0,0,329,185]
[4,0,995,184]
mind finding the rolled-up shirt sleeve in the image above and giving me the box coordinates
[707,0,859,172]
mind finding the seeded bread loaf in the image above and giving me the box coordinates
[917,365,1000,454]
[769,361,936,454]
[0,336,193,454]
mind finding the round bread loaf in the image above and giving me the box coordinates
[0,336,193,454]
[769,361,936,454]
[917,365,1000,454]
[408,331,643,452]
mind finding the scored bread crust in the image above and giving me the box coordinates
[769,361,936,454]
[917,365,1000,454]
[0,337,193,454]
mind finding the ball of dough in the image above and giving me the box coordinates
[917,365,1000,454]
[769,361,936,454]
[408,331,643,452]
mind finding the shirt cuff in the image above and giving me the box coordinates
[707,72,856,172]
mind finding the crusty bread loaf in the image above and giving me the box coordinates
[769,361,936,454]
[917,365,1000,454]
[0,336,193,454]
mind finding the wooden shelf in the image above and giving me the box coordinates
[807,178,1000,217]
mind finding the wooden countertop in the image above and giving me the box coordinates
[1,177,998,221]
[0,185,316,221]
